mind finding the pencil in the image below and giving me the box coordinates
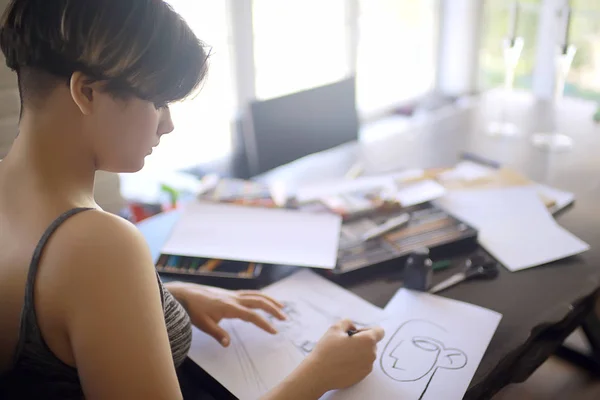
[245,263,256,277]
[167,255,181,272]
[188,258,202,272]
[199,259,222,272]
[156,254,169,270]
[180,257,192,270]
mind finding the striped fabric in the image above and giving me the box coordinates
[0,208,192,399]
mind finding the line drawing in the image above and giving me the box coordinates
[266,299,370,356]
[265,301,316,355]
[229,321,267,393]
[224,318,302,397]
[380,319,468,400]
[221,295,371,397]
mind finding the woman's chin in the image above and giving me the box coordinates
[100,159,146,174]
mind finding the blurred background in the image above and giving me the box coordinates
[147,0,599,177]
[1,0,599,213]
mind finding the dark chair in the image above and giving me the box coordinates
[240,77,359,177]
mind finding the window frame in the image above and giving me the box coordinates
[229,0,442,122]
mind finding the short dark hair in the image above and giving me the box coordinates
[0,0,209,109]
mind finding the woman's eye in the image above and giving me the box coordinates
[154,103,167,110]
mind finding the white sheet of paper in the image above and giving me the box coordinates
[437,161,496,182]
[187,269,385,400]
[323,289,502,400]
[294,169,424,203]
[395,180,447,207]
[161,202,342,269]
[436,187,589,271]
[535,183,575,214]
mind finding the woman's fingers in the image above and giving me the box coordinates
[354,326,385,343]
[197,317,231,347]
[237,290,285,309]
[225,303,278,334]
[237,296,287,321]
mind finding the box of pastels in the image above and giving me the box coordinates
[155,254,266,289]
[323,201,479,282]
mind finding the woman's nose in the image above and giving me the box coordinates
[159,106,175,135]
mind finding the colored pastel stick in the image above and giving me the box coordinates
[199,259,222,272]
[156,254,169,269]
[188,259,202,271]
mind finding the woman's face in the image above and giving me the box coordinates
[86,92,175,173]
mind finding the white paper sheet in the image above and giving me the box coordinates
[187,270,385,400]
[437,161,496,182]
[323,289,502,400]
[294,169,425,203]
[161,202,342,269]
[535,183,575,215]
[395,180,447,207]
[436,187,589,271]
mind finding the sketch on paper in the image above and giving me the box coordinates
[214,296,374,397]
[265,301,318,355]
[380,319,468,400]
[188,270,387,400]
[265,299,369,356]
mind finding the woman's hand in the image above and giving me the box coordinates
[263,319,385,400]
[165,282,287,347]
[304,319,385,392]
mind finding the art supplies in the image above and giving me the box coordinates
[323,289,502,400]
[187,270,385,400]
[161,201,342,269]
[436,187,589,271]
[198,176,278,208]
[155,254,264,288]
[293,169,425,204]
[359,213,411,242]
[429,253,500,294]
[187,270,502,400]
[334,203,477,276]
[402,248,433,291]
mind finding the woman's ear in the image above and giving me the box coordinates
[69,72,95,115]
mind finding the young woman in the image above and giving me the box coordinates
[0,0,384,399]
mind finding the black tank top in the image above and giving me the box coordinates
[0,208,192,399]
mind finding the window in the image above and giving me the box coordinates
[142,0,235,172]
[480,0,600,101]
[565,0,600,100]
[139,0,441,174]
[480,0,542,91]
[252,0,350,100]
[356,0,438,115]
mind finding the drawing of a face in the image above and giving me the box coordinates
[381,320,467,382]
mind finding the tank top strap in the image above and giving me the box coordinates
[12,207,94,365]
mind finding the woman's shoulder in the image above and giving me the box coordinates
[56,208,141,243]
[40,208,156,290]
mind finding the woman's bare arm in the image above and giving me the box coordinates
[47,211,182,399]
